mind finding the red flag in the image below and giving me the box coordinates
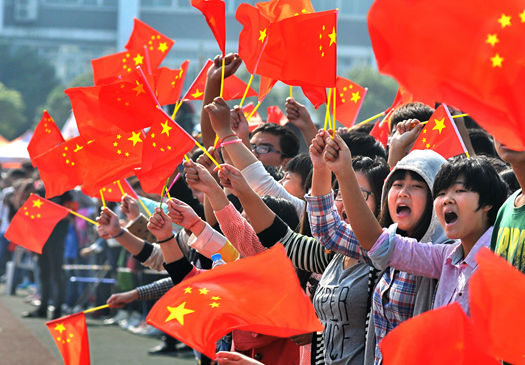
[256,10,338,88]
[470,248,525,364]
[258,76,276,102]
[32,136,87,199]
[80,130,145,191]
[301,85,327,109]
[27,110,65,163]
[66,70,165,138]
[411,104,468,159]
[236,4,271,75]
[154,60,190,106]
[82,179,137,202]
[369,116,390,149]
[5,194,70,254]
[125,18,174,70]
[256,0,315,22]
[91,50,146,86]
[191,0,226,55]
[266,106,287,126]
[135,164,178,196]
[242,103,264,131]
[146,245,323,358]
[46,313,90,365]
[334,76,367,127]
[368,0,525,150]
[380,303,498,365]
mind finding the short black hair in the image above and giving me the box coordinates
[251,123,299,159]
[340,132,387,160]
[285,153,312,188]
[264,165,284,181]
[469,128,497,157]
[262,195,299,231]
[432,156,508,225]
[352,156,390,217]
[390,102,435,132]
[500,169,520,194]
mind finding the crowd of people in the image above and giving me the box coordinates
[2,53,524,365]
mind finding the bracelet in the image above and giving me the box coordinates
[112,228,126,239]
[217,134,237,146]
[186,219,201,232]
[157,234,175,244]
[220,138,242,147]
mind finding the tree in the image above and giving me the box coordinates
[0,82,28,140]
[0,42,59,127]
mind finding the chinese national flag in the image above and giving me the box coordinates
[334,76,367,127]
[46,313,90,365]
[154,60,190,106]
[66,70,165,138]
[258,76,276,102]
[82,179,138,202]
[256,10,338,88]
[302,85,327,109]
[266,106,287,126]
[369,116,390,149]
[5,194,70,254]
[146,244,323,358]
[242,103,264,131]
[91,50,146,86]
[191,0,226,55]
[135,164,178,196]
[32,136,87,199]
[368,0,525,150]
[256,0,315,22]
[125,18,174,70]
[80,130,145,191]
[469,248,525,364]
[27,110,65,163]
[411,104,468,159]
[236,4,271,75]
[380,303,499,365]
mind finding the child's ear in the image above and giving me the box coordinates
[481,204,493,213]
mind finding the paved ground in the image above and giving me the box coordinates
[0,285,196,365]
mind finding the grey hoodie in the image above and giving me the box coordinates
[364,149,453,365]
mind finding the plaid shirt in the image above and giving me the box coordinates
[137,277,173,301]
[306,193,417,365]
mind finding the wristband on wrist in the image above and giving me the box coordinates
[112,228,126,239]
[220,138,242,147]
[218,134,237,146]
[157,234,175,244]
[185,219,201,232]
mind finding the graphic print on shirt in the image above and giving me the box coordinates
[494,226,525,272]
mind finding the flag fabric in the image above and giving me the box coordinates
[146,244,323,358]
[411,104,468,159]
[82,179,138,202]
[91,50,145,86]
[135,164,178,196]
[80,130,145,191]
[242,103,264,131]
[369,116,390,149]
[32,136,87,199]
[191,0,226,55]
[368,0,525,150]
[66,70,165,138]
[380,303,499,365]
[27,110,65,163]
[258,76,276,102]
[302,85,327,109]
[236,4,271,75]
[154,60,190,106]
[469,248,525,364]
[5,194,70,254]
[266,106,287,126]
[334,76,367,127]
[256,10,338,88]
[256,0,315,22]
[125,18,174,70]
[46,312,90,365]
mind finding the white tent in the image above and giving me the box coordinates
[0,130,32,163]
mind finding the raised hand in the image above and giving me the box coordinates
[388,118,424,167]
[121,195,140,221]
[147,207,173,242]
[183,160,221,194]
[310,129,329,169]
[323,132,353,175]
[217,164,252,197]
[205,97,234,138]
[107,290,139,308]
[96,207,122,239]
[207,53,242,83]
[285,97,314,130]
[166,197,202,230]
[230,106,250,143]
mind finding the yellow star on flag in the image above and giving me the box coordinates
[432,118,446,134]
[191,89,204,98]
[54,323,66,334]
[158,42,168,52]
[498,14,511,28]
[486,34,499,47]
[259,28,267,43]
[199,288,209,295]
[133,54,144,66]
[128,131,143,146]
[350,91,361,103]
[328,27,337,47]
[211,296,221,301]
[491,54,504,68]
[520,9,525,23]
[32,199,43,209]
[133,81,145,96]
[165,302,194,325]
[184,287,192,294]
[210,302,220,308]
[160,120,172,136]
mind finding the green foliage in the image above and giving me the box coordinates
[0,82,28,140]
[42,72,93,128]
[0,42,59,128]
[346,66,398,123]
